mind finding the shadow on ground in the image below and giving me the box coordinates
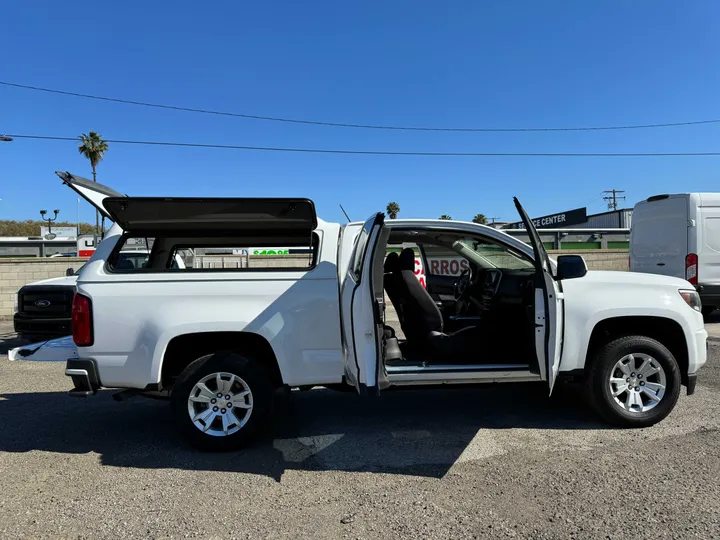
[0,383,608,480]
[0,332,30,355]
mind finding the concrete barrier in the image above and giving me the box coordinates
[0,250,629,320]
[548,249,629,272]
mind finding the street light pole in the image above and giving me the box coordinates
[40,209,60,240]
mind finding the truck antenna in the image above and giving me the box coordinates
[339,204,351,222]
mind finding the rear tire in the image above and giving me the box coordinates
[171,351,274,451]
[586,336,681,428]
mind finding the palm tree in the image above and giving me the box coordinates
[439,215,452,220]
[386,202,400,219]
[472,213,488,224]
[77,131,109,235]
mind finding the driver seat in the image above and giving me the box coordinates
[394,249,479,361]
[395,248,443,340]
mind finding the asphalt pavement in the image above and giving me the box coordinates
[1,322,719,539]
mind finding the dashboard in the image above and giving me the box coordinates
[472,267,535,309]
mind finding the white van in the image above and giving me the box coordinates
[630,193,720,316]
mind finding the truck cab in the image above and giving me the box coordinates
[58,172,708,451]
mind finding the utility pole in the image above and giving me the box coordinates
[602,189,626,211]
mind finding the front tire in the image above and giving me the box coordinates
[586,336,681,428]
[171,351,274,451]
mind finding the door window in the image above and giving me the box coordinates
[704,217,720,253]
[454,238,534,270]
[351,221,375,280]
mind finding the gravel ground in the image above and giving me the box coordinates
[1,325,719,539]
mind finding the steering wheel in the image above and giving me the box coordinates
[453,268,473,301]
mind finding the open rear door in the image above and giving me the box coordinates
[56,171,125,220]
[514,198,564,393]
[339,213,386,395]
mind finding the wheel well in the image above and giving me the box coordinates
[161,332,283,389]
[586,316,689,384]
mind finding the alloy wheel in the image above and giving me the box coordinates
[187,372,254,437]
[608,353,667,413]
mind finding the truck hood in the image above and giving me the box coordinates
[581,270,692,289]
[22,275,79,288]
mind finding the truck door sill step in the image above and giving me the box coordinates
[385,363,530,374]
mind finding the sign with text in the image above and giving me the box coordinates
[511,207,587,229]
[41,226,77,238]
[427,256,469,276]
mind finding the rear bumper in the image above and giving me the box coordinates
[65,358,101,397]
[14,313,71,337]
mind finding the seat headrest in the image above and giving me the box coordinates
[384,252,399,273]
[399,248,415,271]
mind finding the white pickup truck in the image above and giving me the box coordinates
[58,172,708,451]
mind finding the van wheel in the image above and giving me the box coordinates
[171,351,274,451]
[586,336,681,428]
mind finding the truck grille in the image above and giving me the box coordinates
[18,286,75,318]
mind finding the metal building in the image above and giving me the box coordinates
[502,207,633,230]
[569,208,633,229]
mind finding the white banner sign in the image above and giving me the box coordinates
[41,226,77,238]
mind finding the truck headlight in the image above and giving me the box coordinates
[679,289,702,312]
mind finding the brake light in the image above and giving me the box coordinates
[686,253,698,285]
[72,293,93,346]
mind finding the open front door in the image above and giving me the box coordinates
[339,213,386,395]
[513,198,564,393]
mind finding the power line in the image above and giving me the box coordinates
[3,80,720,133]
[7,133,720,157]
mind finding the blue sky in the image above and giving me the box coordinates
[1,0,719,225]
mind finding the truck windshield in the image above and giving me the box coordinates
[456,239,534,270]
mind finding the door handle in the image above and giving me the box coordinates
[656,263,665,266]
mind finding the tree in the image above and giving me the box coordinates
[0,220,96,236]
[77,131,109,235]
[472,213,488,224]
[386,202,400,219]
[439,215,452,220]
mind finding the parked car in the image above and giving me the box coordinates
[630,193,720,317]
[58,172,707,451]
[14,271,80,340]
[49,252,78,258]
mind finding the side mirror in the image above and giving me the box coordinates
[556,255,587,280]
[66,268,75,276]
